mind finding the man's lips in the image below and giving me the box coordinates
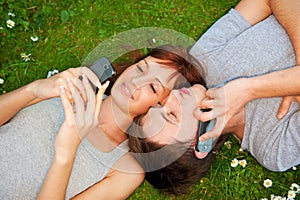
[179,87,191,96]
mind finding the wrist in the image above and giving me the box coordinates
[53,152,76,167]
[54,146,77,166]
[24,81,42,103]
[234,78,256,102]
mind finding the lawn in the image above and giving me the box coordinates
[1,0,299,199]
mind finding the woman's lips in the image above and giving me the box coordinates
[122,83,134,100]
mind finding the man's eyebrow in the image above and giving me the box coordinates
[160,109,176,125]
[144,59,166,93]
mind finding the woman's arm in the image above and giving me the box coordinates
[71,154,144,200]
[0,67,101,126]
[37,75,105,199]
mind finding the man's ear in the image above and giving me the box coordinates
[194,148,209,159]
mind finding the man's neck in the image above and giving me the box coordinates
[222,108,246,141]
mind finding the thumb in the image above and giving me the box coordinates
[277,97,292,119]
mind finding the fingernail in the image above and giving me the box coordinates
[277,112,283,119]
[99,81,109,90]
[59,86,65,93]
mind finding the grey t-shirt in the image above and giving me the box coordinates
[0,98,129,199]
[190,9,300,171]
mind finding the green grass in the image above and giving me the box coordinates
[1,0,299,199]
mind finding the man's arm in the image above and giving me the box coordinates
[270,0,300,63]
[235,0,272,26]
[198,0,300,148]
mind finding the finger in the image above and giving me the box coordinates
[74,77,88,103]
[206,88,219,99]
[95,81,110,118]
[295,96,300,105]
[197,110,214,122]
[82,75,96,118]
[200,99,214,109]
[277,97,292,119]
[59,86,74,120]
[199,119,224,142]
[68,80,85,117]
[81,67,102,88]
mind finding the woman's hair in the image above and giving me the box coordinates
[104,44,206,95]
[128,116,228,195]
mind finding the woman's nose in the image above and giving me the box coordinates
[131,75,150,88]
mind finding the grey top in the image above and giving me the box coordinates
[0,98,129,199]
[190,9,300,171]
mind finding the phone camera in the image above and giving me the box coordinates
[103,64,109,70]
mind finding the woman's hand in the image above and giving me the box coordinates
[54,74,108,161]
[30,67,101,103]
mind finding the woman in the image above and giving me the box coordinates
[128,0,300,195]
[0,45,204,199]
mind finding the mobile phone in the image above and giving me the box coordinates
[195,121,212,152]
[88,57,116,93]
[89,57,116,84]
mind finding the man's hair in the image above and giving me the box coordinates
[128,117,228,195]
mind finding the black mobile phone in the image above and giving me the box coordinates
[88,57,116,93]
[195,121,213,152]
[89,57,116,84]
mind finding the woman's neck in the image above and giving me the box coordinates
[86,95,133,151]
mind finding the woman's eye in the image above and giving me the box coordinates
[137,65,144,73]
[150,84,157,93]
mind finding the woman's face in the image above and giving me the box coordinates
[141,84,207,144]
[111,56,179,117]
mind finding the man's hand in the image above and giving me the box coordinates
[195,78,251,146]
[277,96,300,119]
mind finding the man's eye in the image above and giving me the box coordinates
[150,84,157,93]
[137,65,144,73]
[168,112,177,121]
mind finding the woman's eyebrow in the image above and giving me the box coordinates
[144,59,150,69]
[155,78,165,93]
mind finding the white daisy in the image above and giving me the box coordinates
[6,19,15,28]
[287,190,296,199]
[21,53,31,62]
[239,159,247,168]
[231,158,239,167]
[263,179,273,188]
[0,78,4,84]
